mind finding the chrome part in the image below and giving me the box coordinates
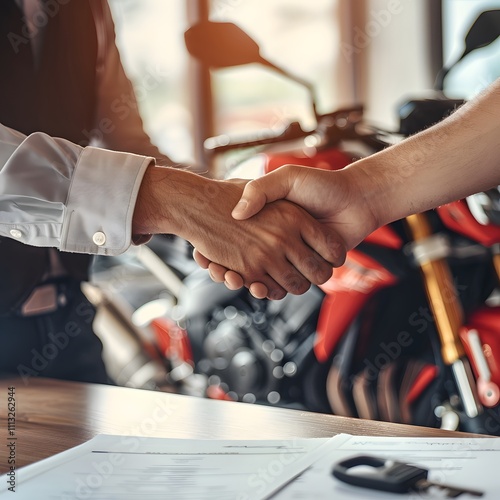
[406,234,451,265]
[451,359,483,419]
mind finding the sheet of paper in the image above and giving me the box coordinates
[273,434,500,499]
[0,434,341,500]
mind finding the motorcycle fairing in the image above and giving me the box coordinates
[315,248,399,362]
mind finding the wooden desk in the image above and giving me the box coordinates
[0,377,484,474]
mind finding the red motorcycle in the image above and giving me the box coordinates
[136,12,500,435]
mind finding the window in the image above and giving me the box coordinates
[108,0,194,163]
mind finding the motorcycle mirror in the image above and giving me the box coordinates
[462,9,500,60]
[436,9,500,90]
[184,20,269,69]
[184,20,319,120]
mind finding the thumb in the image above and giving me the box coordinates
[231,166,296,220]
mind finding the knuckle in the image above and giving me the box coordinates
[268,289,286,301]
[265,233,287,250]
[315,264,334,285]
[246,179,260,194]
[252,248,270,267]
[295,281,311,295]
[281,164,298,175]
[325,236,347,266]
[303,254,320,271]
[298,255,332,285]
[282,271,310,295]
[276,232,289,247]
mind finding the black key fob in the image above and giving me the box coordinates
[332,455,428,494]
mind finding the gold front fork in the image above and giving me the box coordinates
[405,213,465,365]
[405,213,482,418]
[492,252,500,282]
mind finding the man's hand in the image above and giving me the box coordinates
[231,164,376,248]
[193,164,379,298]
[133,166,346,299]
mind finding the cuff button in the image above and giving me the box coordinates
[9,229,22,239]
[92,231,106,246]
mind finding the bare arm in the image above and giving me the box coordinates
[354,78,500,229]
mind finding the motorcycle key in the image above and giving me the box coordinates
[332,455,483,497]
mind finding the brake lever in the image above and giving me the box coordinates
[203,121,308,154]
[204,105,392,156]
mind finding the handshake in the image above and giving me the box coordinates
[134,163,376,300]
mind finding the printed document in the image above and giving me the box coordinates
[2,433,500,498]
[0,434,335,499]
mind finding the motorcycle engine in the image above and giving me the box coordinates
[178,269,325,408]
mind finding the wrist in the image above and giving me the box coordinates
[133,165,182,236]
[341,158,385,235]
[133,165,222,241]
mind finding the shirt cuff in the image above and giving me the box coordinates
[61,146,154,255]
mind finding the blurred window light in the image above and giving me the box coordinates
[108,0,194,163]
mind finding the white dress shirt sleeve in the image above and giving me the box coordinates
[0,123,153,255]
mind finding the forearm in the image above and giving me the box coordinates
[135,166,246,243]
[351,79,500,227]
[133,166,203,238]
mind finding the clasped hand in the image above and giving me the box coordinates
[189,178,346,300]
[193,164,376,299]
